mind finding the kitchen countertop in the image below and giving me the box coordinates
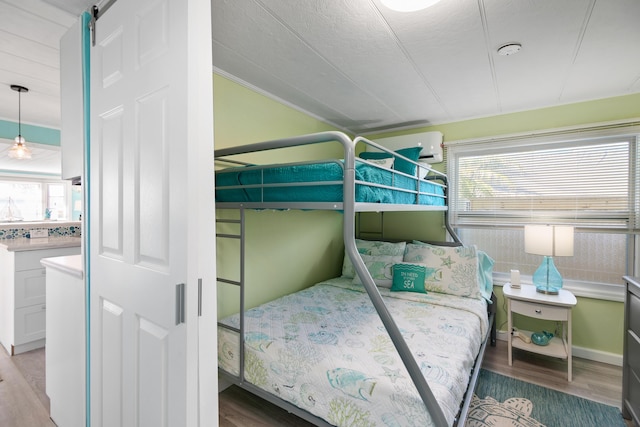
[40,254,83,279]
[0,236,81,252]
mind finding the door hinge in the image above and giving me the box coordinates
[89,0,118,46]
[89,8,97,47]
[175,283,185,325]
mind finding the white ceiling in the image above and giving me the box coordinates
[0,0,83,129]
[0,0,93,174]
[1,0,639,147]
[212,0,640,134]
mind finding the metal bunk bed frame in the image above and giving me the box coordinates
[215,131,496,427]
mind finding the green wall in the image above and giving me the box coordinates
[214,71,637,357]
[214,74,345,318]
[367,93,640,358]
[368,92,640,142]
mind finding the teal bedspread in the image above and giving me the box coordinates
[215,160,445,206]
[218,277,488,426]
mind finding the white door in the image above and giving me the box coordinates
[89,0,215,426]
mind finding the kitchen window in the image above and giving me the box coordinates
[446,123,640,301]
[0,178,71,221]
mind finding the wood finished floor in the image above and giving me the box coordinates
[0,346,54,427]
[0,341,631,426]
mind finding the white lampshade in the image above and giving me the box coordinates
[524,225,574,257]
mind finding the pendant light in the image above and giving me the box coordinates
[8,84,32,160]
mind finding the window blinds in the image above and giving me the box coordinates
[449,134,639,232]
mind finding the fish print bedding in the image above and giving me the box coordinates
[218,277,489,427]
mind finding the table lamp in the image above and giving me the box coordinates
[524,225,574,294]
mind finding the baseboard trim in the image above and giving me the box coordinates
[12,339,45,356]
[218,375,234,392]
[572,345,623,367]
[495,330,622,367]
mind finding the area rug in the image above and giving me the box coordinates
[467,369,625,427]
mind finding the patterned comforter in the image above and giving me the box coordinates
[218,277,489,427]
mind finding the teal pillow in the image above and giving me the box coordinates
[360,146,423,176]
[477,250,495,302]
[391,263,427,293]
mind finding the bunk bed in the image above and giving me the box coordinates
[215,131,496,427]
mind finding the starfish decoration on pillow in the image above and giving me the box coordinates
[440,255,455,268]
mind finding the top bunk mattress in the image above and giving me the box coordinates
[215,160,445,207]
[218,276,489,426]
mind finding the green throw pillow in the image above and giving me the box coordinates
[391,263,427,293]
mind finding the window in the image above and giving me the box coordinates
[47,183,67,220]
[447,125,640,300]
[0,179,71,221]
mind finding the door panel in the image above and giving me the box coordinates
[136,88,170,268]
[138,317,169,426]
[100,299,123,426]
[97,107,124,257]
[90,0,188,425]
[90,0,215,425]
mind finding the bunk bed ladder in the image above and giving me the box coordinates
[216,207,246,384]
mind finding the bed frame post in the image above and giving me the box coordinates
[341,136,449,427]
[441,175,461,244]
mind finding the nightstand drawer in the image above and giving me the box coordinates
[511,300,569,321]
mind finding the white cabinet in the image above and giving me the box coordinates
[0,246,81,355]
[60,16,84,181]
[43,255,85,427]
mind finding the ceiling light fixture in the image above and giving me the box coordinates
[8,84,32,160]
[497,43,522,56]
[380,0,442,12]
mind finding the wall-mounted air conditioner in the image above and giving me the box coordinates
[370,131,443,164]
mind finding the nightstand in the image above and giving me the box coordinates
[503,283,577,381]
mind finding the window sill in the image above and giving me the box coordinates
[492,272,625,302]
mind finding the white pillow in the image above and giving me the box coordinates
[351,254,404,288]
[417,161,432,179]
[342,239,407,278]
[364,157,394,170]
[403,242,483,299]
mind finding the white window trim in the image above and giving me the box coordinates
[444,118,640,149]
[446,119,640,302]
[0,176,72,222]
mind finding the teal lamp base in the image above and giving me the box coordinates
[533,256,563,295]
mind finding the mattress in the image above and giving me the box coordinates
[218,277,489,426]
[215,160,445,206]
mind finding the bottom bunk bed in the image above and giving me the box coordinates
[218,240,496,427]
